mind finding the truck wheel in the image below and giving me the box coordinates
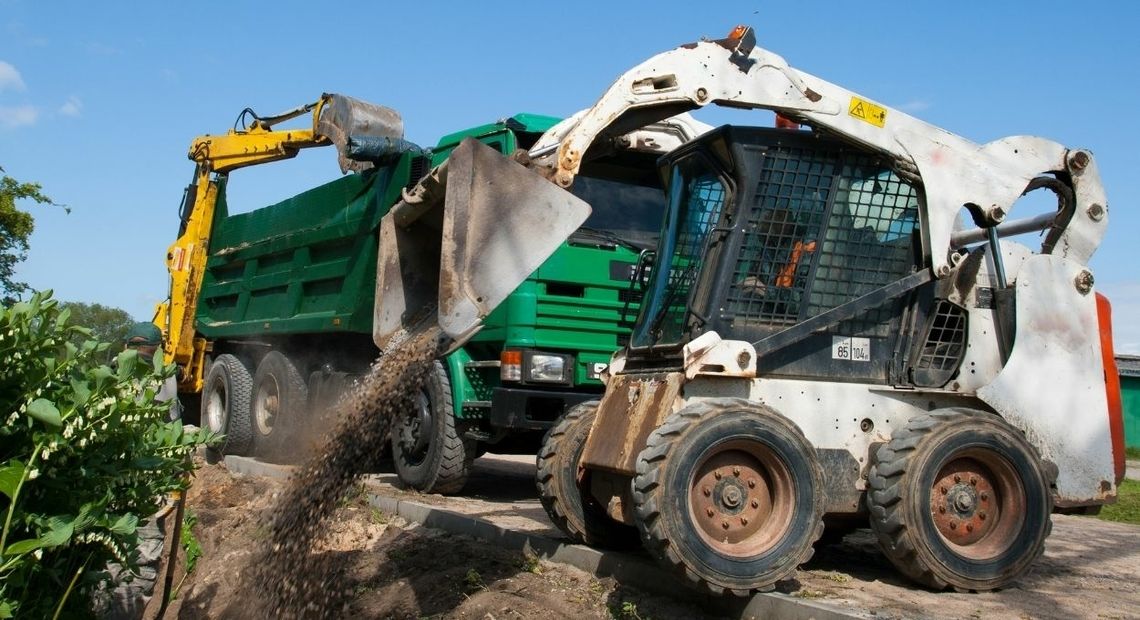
[391,361,473,494]
[632,398,825,596]
[201,354,254,457]
[250,351,309,462]
[536,401,640,549]
[867,408,1053,591]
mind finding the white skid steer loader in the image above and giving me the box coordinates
[374,25,1125,595]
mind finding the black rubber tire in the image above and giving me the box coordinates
[632,398,825,596]
[201,354,254,457]
[536,401,641,549]
[250,351,309,462]
[391,361,474,494]
[867,408,1053,592]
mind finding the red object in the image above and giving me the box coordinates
[1096,293,1126,485]
[775,114,800,130]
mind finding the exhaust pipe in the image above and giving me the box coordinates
[374,138,591,351]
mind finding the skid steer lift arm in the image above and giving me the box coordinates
[157,94,402,390]
[533,26,1106,278]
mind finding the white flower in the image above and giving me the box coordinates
[40,448,50,460]
[78,439,87,448]
[33,549,42,560]
[27,468,39,480]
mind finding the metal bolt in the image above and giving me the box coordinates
[733,467,741,477]
[751,499,759,509]
[954,475,961,483]
[950,521,957,530]
[1087,203,1106,222]
[966,524,974,532]
[748,479,756,489]
[980,492,989,502]
[696,87,709,102]
[1075,270,1095,295]
[939,505,946,514]
[970,477,977,486]
[703,487,711,497]
[979,511,987,520]
[722,521,730,530]
[741,517,749,526]
[714,471,722,480]
[941,486,948,495]
[1070,150,1090,172]
[706,508,715,517]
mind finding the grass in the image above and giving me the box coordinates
[1098,479,1140,525]
[1125,446,1140,461]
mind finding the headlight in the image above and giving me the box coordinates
[528,354,567,383]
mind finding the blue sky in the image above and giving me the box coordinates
[2,2,1139,351]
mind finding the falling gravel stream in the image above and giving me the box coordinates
[248,323,447,618]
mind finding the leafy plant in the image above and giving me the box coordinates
[0,291,213,618]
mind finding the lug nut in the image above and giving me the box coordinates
[748,479,756,489]
[706,508,715,517]
[979,511,987,520]
[741,517,749,526]
[950,521,957,530]
[939,505,946,514]
[751,499,759,509]
[980,492,988,502]
[941,486,948,495]
[722,521,730,530]
[714,471,722,480]
[733,467,741,477]
[970,477,977,486]
[966,524,974,532]
[703,487,711,497]
[954,475,961,483]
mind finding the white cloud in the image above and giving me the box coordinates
[897,100,931,113]
[58,95,82,117]
[0,104,37,128]
[0,60,26,93]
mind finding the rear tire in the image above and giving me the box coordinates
[536,401,640,549]
[391,361,473,494]
[867,408,1053,591]
[632,398,825,596]
[201,354,254,457]
[250,351,309,462]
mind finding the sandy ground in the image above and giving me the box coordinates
[155,453,1140,619]
[159,459,722,619]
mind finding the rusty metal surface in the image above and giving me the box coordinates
[930,453,1022,559]
[580,372,683,476]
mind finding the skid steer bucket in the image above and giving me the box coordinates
[374,138,591,350]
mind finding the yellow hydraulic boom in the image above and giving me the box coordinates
[154,94,402,391]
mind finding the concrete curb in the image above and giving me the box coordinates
[223,456,865,620]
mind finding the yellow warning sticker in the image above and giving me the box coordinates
[848,96,887,128]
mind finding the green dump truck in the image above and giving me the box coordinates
[189,112,671,492]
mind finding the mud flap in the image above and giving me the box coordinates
[373,138,591,351]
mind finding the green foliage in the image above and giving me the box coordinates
[1125,446,1140,461]
[1098,479,1140,525]
[0,169,63,304]
[0,291,213,618]
[58,302,136,362]
[180,509,202,575]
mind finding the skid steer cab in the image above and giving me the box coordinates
[536,124,1124,596]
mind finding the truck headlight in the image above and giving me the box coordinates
[527,353,568,383]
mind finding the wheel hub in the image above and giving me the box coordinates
[929,455,1022,554]
[396,390,432,459]
[254,377,280,435]
[688,445,794,555]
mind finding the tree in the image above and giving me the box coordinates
[0,167,61,305]
[60,301,137,359]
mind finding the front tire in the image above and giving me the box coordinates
[536,401,640,549]
[632,398,825,596]
[867,408,1053,591]
[201,354,254,457]
[391,361,473,494]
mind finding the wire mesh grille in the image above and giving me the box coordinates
[725,145,919,337]
[726,147,834,324]
[915,300,967,372]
